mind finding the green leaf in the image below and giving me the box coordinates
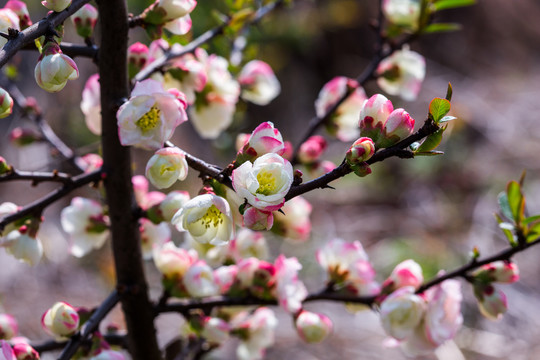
[506,180,525,224]
[497,192,513,222]
[429,98,451,123]
[445,82,453,101]
[423,23,462,34]
[439,116,457,123]
[524,215,540,225]
[414,151,445,156]
[433,0,476,11]
[526,220,540,242]
[495,213,517,246]
[416,126,446,152]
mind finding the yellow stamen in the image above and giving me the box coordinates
[198,205,225,229]
[136,105,161,132]
[256,170,277,195]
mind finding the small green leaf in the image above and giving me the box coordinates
[445,82,453,101]
[526,220,540,242]
[495,213,517,246]
[524,215,540,225]
[423,23,462,34]
[506,180,525,224]
[414,151,445,156]
[429,98,451,123]
[439,116,457,123]
[497,192,513,222]
[416,126,446,152]
[433,0,476,11]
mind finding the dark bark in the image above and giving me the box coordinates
[96,0,162,359]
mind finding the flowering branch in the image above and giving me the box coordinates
[0,169,102,232]
[57,290,121,360]
[286,117,439,200]
[0,0,92,68]
[133,0,285,83]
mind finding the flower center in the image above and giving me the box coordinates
[198,205,224,229]
[136,105,161,132]
[256,170,277,195]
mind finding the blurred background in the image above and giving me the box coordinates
[1,0,540,359]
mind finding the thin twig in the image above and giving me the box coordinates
[31,334,127,353]
[0,169,102,232]
[0,169,74,185]
[133,0,285,83]
[57,290,121,360]
[0,0,92,68]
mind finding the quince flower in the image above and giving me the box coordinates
[377,47,426,101]
[117,79,188,150]
[238,60,281,106]
[172,193,234,245]
[145,147,188,189]
[232,153,293,212]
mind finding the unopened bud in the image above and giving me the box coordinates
[41,0,71,12]
[128,42,149,79]
[0,87,13,119]
[297,135,327,164]
[243,206,273,231]
[71,4,98,38]
[5,1,32,29]
[295,311,333,343]
[472,261,520,284]
[9,128,41,147]
[41,302,80,338]
[474,284,507,321]
[346,137,375,165]
[0,157,10,175]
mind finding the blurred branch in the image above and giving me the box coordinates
[0,169,75,185]
[290,2,419,163]
[31,333,127,353]
[57,290,121,359]
[20,42,98,59]
[134,0,285,83]
[0,0,92,68]
[0,169,102,232]
[157,236,540,314]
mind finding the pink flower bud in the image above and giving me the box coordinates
[71,4,98,38]
[12,342,39,360]
[41,302,80,338]
[472,261,520,284]
[272,196,312,243]
[238,121,286,162]
[153,242,197,279]
[359,94,394,144]
[41,0,71,12]
[346,137,375,165]
[0,87,13,119]
[242,206,273,231]
[383,259,424,291]
[34,42,79,93]
[295,311,333,343]
[297,135,327,164]
[202,317,231,345]
[9,128,41,147]
[78,153,103,173]
[5,1,31,29]
[474,284,507,321]
[184,260,219,298]
[378,108,415,147]
[0,340,16,360]
[127,42,149,79]
[145,147,188,189]
[0,9,19,48]
[213,265,238,294]
[229,229,269,262]
[0,314,18,340]
[238,60,280,106]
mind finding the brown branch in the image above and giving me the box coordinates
[30,334,127,353]
[133,0,285,83]
[0,0,92,68]
[0,169,75,185]
[0,169,102,233]
[96,0,162,358]
[58,290,121,360]
[156,236,540,315]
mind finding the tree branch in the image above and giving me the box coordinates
[96,0,162,358]
[0,0,92,68]
[0,169,102,233]
[57,290,121,360]
[0,169,75,185]
[133,0,285,83]
[30,334,127,353]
